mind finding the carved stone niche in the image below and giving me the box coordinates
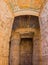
[9,28,35,65]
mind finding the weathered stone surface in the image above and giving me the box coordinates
[0,0,48,65]
[33,30,41,65]
[3,0,45,16]
[0,16,13,65]
[0,56,8,65]
[10,33,20,65]
[39,1,48,65]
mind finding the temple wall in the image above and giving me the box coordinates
[0,1,13,64]
[39,1,48,65]
[0,18,13,65]
[0,0,48,65]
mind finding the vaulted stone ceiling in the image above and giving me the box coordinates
[0,0,45,17]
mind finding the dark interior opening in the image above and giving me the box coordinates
[12,15,40,31]
[19,38,33,65]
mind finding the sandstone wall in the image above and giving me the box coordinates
[0,18,13,65]
[39,1,48,65]
[0,0,13,65]
[0,0,48,65]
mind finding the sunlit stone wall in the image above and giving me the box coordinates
[0,18,13,65]
[0,0,13,65]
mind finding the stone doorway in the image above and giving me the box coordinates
[19,38,33,65]
[9,15,40,65]
[9,32,34,65]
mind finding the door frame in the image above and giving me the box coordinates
[9,28,40,65]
